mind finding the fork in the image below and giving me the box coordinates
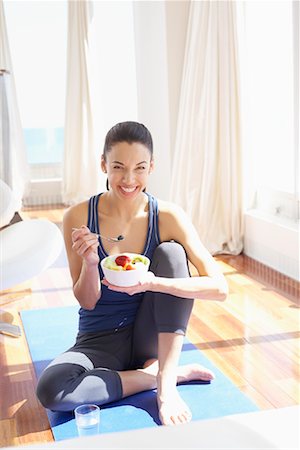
[96,233,125,243]
[72,227,124,243]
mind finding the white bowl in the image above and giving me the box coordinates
[101,253,150,287]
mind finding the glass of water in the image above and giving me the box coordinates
[74,404,100,437]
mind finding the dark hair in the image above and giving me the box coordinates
[102,121,153,161]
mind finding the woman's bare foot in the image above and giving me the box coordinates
[143,359,215,384]
[143,360,215,426]
[176,363,215,383]
[161,364,215,425]
[157,389,192,426]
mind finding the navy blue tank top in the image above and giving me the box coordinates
[78,192,161,333]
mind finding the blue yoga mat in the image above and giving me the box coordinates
[21,306,258,441]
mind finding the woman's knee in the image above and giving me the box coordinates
[36,350,95,410]
[36,365,65,410]
[37,363,124,411]
[151,242,190,278]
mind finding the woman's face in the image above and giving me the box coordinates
[101,142,153,200]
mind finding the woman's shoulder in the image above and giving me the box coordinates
[156,198,188,228]
[157,198,186,217]
[156,198,189,242]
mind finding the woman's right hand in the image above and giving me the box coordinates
[71,225,100,267]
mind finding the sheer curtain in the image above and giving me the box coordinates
[170,1,243,255]
[0,0,29,207]
[62,0,102,205]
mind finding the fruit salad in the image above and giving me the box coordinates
[103,254,148,271]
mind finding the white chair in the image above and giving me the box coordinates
[0,179,64,335]
[0,179,21,229]
[0,219,64,290]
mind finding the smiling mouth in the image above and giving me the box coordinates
[120,186,137,193]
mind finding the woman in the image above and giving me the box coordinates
[37,121,228,426]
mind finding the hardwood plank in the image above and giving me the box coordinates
[274,378,300,403]
[0,419,17,447]
[238,385,274,410]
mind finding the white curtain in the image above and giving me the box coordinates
[0,0,29,207]
[62,0,102,205]
[170,1,243,255]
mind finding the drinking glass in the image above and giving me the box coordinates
[74,404,100,437]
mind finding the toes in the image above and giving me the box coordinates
[170,410,192,425]
[198,365,215,381]
[202,370,215,381]
[178,411,191,424]
[158,391,193,427]
[160,407,192,426]
[178,364,216,383]
[159,411,174,426]
[182,408,192,423]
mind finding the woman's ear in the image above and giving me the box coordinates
[149,159,154,174]
[101,156,107,173]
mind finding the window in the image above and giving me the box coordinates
[242,1,299,221]
[4,1,67,175]
[4,1,138,205]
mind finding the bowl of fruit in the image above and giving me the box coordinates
[101,253,151,287]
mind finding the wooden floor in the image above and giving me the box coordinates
[0,206,299,447]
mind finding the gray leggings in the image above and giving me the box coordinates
[36,242,194,411]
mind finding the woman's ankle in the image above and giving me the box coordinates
[157,370,177,400]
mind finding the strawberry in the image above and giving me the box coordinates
[115,255,131,268]
[125,264,134,270]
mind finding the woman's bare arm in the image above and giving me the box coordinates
[63,203,101,310]
[156,202,228,300]
[102,202,228,301]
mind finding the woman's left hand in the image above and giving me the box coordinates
[101,272,155,295]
